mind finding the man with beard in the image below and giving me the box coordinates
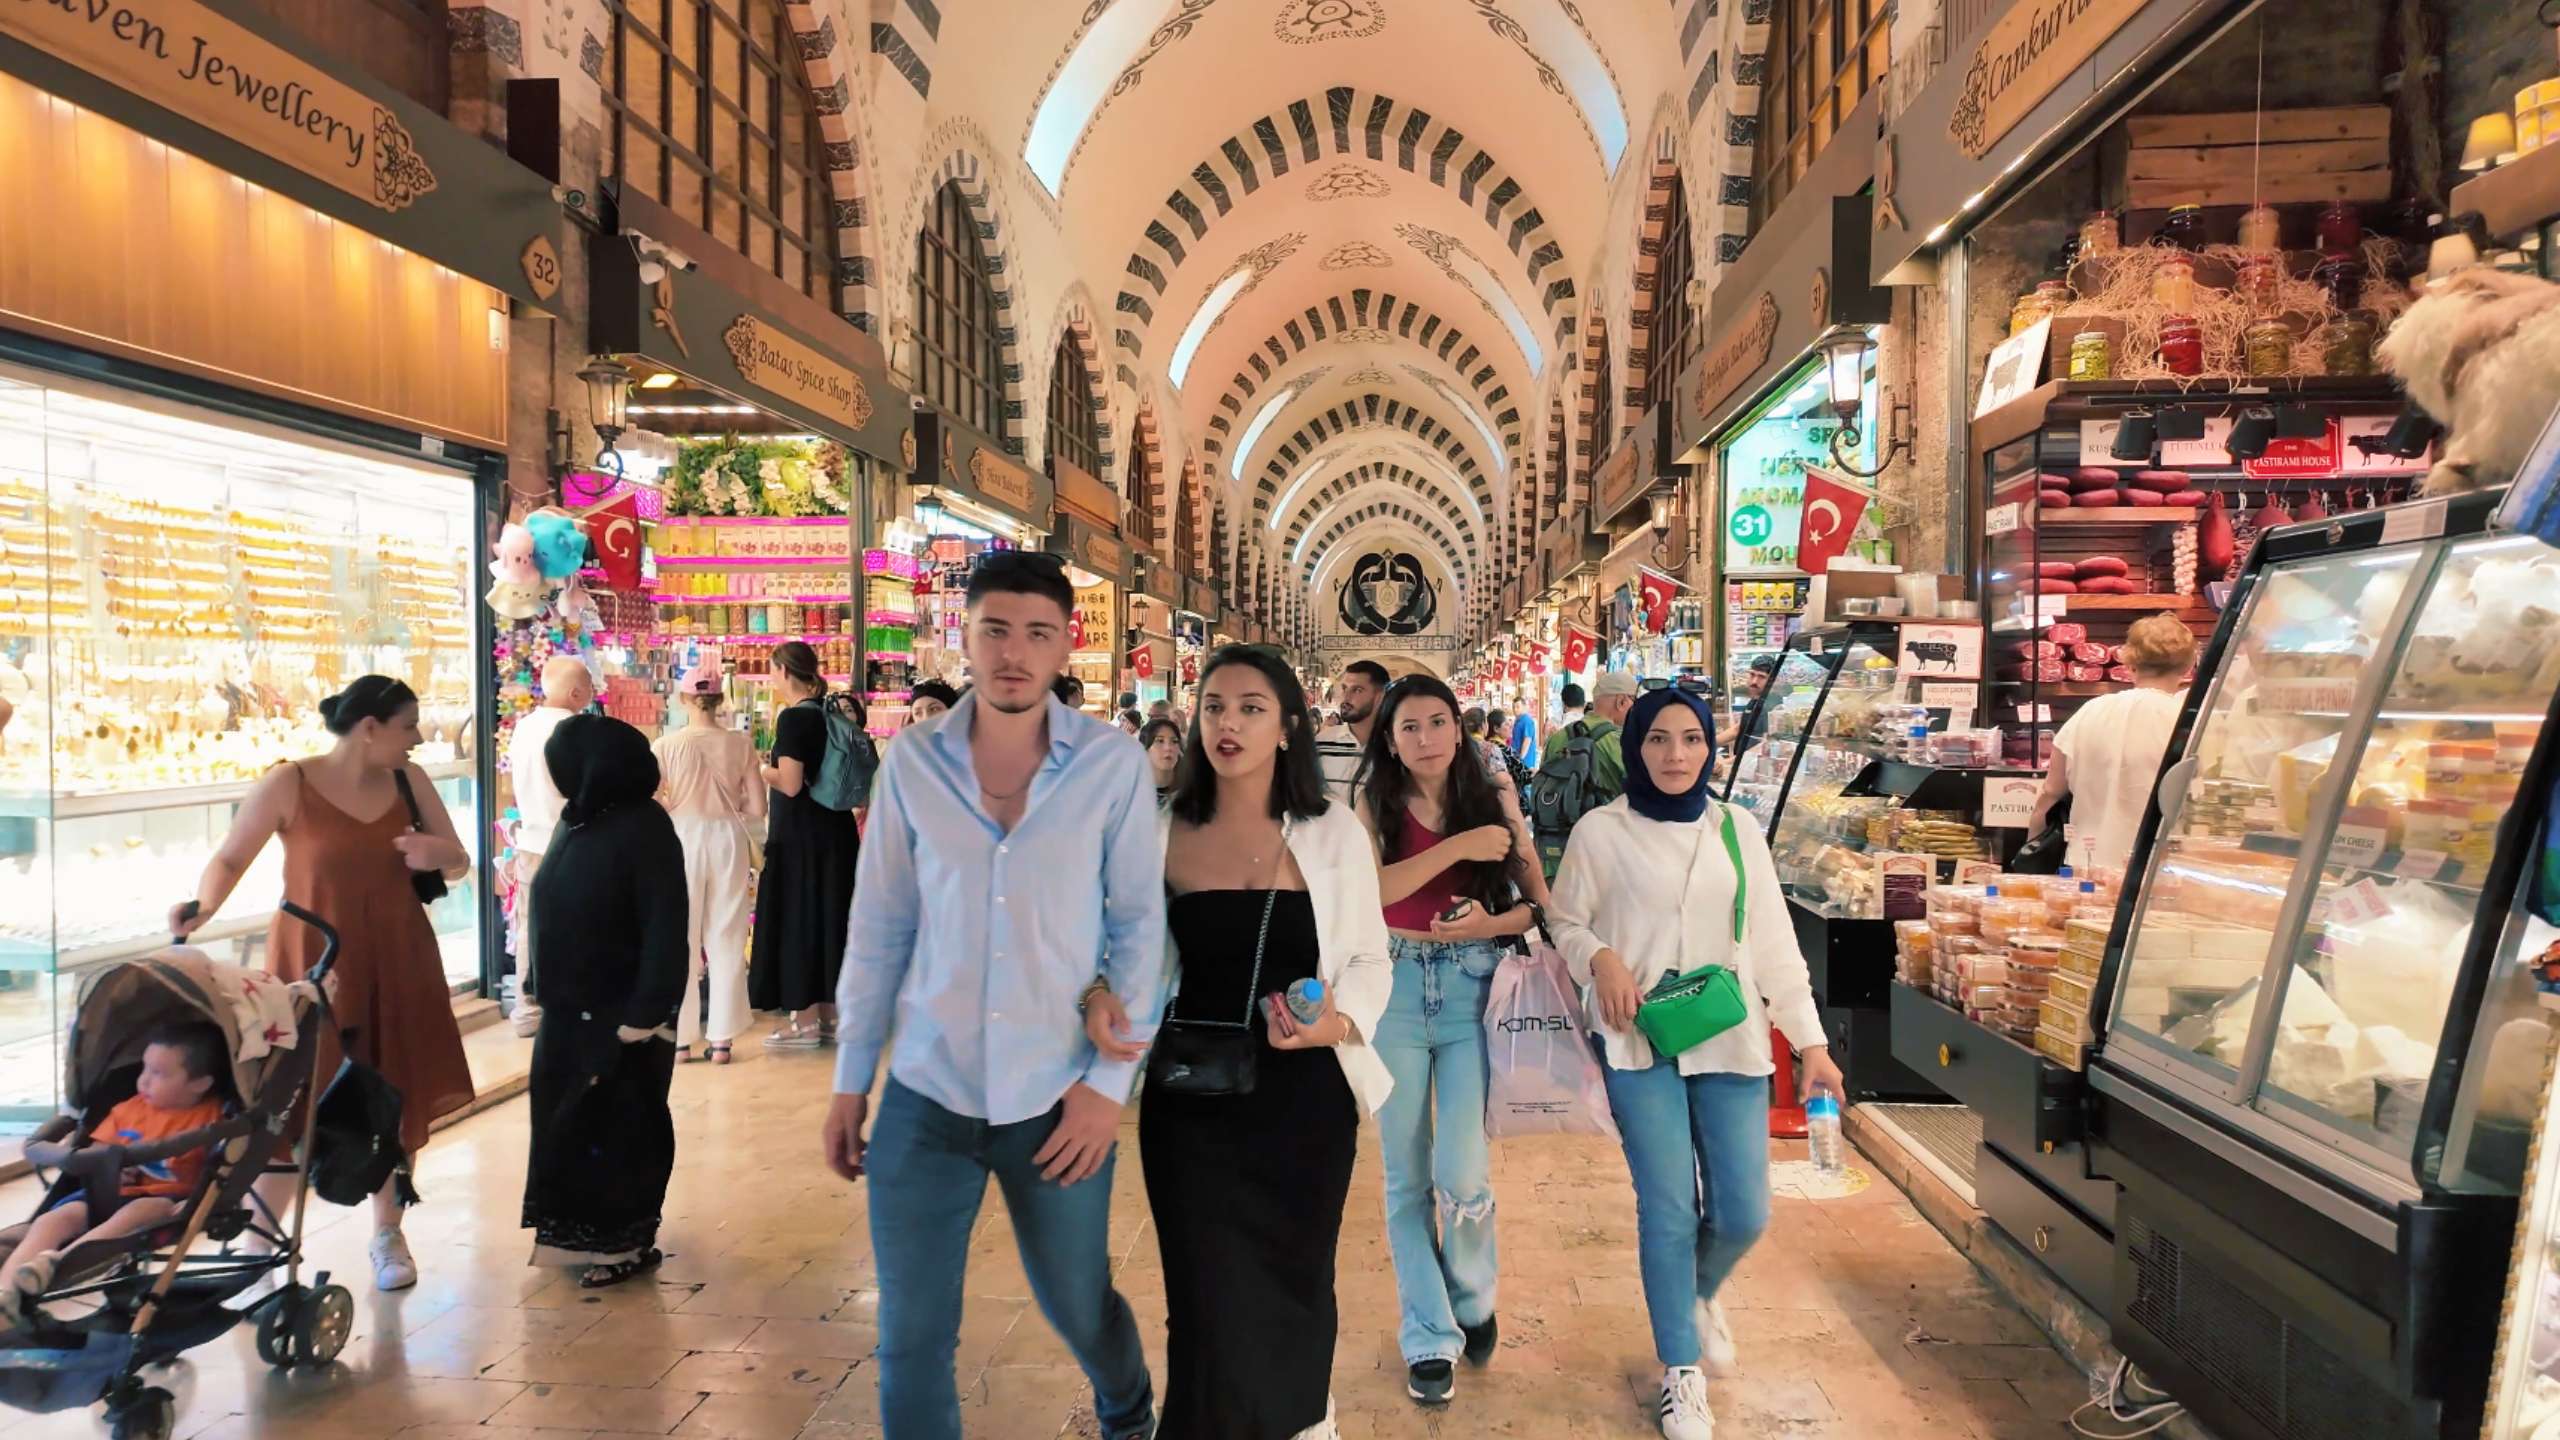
[824,551,1168,1440]
[1315,658,1389,803]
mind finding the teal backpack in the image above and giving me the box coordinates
[804,695,879,811]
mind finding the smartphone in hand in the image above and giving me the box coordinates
[1439,898,1477,925]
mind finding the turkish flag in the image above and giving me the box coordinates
[581,496,642,592]
[1560,624,1599,675]
[1527,643,1552,673]
[1130,647,1155,680]
[1637,566,1682,634]
[1504,657,1521,684]
[1796,465,1874,577]
[1069,609,1087,649]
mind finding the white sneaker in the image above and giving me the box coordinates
[370,1228,418,1291]
[511,1001,542,1038]
[1695,1295,1739,1377]
[1658,1365,1715,1440]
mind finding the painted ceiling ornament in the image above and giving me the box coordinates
[369,107,439,212]
[1306,164,1392,202]
[1337,549,1441,636]
[1320,240,1394,271]
[1346,366,1396,388]
[1333,327,1397,346]
[1276,0,1387,44]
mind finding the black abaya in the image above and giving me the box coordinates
[522,716,691,1263]
[749,701,859,1012]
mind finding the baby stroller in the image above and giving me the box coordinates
[0,904,372,1440]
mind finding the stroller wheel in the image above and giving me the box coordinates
[106,1385,175,1440]
[254,1287,301,1367]
[297,1284,354,1365]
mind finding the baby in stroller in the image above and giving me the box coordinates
[0,1020,227,1329]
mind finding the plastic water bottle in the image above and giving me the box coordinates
[1284,977,1327,1024]
[1806,1095,1846,1173]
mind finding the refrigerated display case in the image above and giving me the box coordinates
[1720,622,2011,1098]
[2089,488,2560,1440]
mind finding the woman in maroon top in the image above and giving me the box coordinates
[1355,675,1549,1409]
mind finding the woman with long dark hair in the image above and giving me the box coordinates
[522,714,690,1286]
[750,640,861,1048]
[170,675,475,1291]
[1357,675,1550,1408]
[1083,645,1392,1439]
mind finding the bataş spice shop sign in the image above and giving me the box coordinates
[2,0,436,210]
[1947,0,2149,160]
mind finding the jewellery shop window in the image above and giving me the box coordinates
[0,369,484,1117]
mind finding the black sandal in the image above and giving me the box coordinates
[579,1248,663,1289]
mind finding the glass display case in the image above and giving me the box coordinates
[1723,623,1997,921]
[0,367,489,1121]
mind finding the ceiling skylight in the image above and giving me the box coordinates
[1024,2,1178,195]
[1169,267,1253,390]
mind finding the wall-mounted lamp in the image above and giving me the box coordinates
[2227,407,2277,462]
[2110,410,2159,462]
[1817,328,1913,479]
[578,355,633,472]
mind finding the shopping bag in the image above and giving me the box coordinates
[1483,945,1619,1141]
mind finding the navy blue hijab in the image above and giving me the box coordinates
[1622,686,1720,823]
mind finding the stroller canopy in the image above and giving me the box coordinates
[66,951,313,1113]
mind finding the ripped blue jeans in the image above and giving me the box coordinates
[1374,936,1505,1364]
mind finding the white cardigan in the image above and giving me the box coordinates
[1545,797,1827,1077]
[1154,801,1396,1115]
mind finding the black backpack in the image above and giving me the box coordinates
[1528,720,1607,878]
[309,1058,410,1207]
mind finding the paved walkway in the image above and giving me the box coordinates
[1,1045,2090,1438]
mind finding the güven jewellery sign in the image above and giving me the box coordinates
[1947,0,2149,160]
[2,0,439,210]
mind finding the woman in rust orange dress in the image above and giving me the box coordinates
[170,675,476,1292]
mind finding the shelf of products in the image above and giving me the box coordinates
[1725,578,1810,710]
[861,547,919,736]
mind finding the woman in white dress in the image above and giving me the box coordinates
[652,664,763,1064]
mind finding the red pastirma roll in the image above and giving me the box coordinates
[2046,622,2088,646]
[2072,490,2120,508]
[2067,663,2110,682]
[2132,470,2188,489]
[2069,642,2114,664]
[2038,561,2082,579]
[2074,555,2130,578]
[2032,578,2081,594]
[2072,467,2122,489]
[2161,489,2210,506]
[2010,639,2064,661]
[2078,575,2140,595]
[2039,489,2074,509]
[2120,488,2169,506]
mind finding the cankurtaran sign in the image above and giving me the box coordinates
[1947,0,2149,160]
[722,314,874,432]
[2,0,438,210]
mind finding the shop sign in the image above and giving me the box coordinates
[1077,530,1125,582]
[1694,294,1781,427]
[2340,416,2432,477]
[723,315,875,433]
[1722,411,1851,570]
[1983,776,2043,829]
[3,0,438,210]
[1947,0,2151,160]
[1900,623,1983,680]
[1594,438,1646,523]
[968,444,1038,515]
[1973,319,2052,420]
[2241,422,2342,479]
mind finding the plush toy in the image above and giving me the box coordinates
[524,510,590,581]
[485,579,547,621]
[491,523,541,587]
[2377,268,2560,496]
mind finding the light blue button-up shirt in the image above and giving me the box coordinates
[834,693,1169,1124]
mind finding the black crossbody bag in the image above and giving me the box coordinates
[390,769,449,905]
[1150,820,1289,1096]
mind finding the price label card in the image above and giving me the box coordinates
[1920,682,1976,709]
[2330,824,2386,869]
[2014,704,2053,723]
[2037,595,2071,621]
[1986,501,2023,537]
[1983,776,2042,829]
[2397,848,2448,881]
[2328,877,2392,928]
[2381,499,2448,546]
[1946,707,1975,733]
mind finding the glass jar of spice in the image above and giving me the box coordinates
[2235,255,2282,313]
[2316,201,2363,259]
[2069,328,2114,381]
[2238,204,2282,252]
[2079,209,2122,256]
[2243,319,2293,377]
[2324,314,2378,376]
[2159,316,2205,376]
[2155,204,2208,251]
[2151,253,2197,312]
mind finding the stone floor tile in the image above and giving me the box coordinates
[479,1341,691,1387]
[668,1387,832,1438]
[738,1316,883,1361]
[486,1379,709,1431]
[574,1308,771,1353]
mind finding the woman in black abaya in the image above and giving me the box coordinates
[522,714,690,1287]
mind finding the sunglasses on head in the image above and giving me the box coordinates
[1638,676,1713,694]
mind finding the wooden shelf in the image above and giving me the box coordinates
[2452,142,2560,243]
[1989,680,2118,696]
[2056,592,2195,610]
[2038,508,2201,524]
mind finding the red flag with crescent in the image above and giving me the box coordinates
[1637,566,1682,634]
[1130,646,1155,680]
[1560,624,1599,675]
[1796,465,1874,578]
[581,495,643,592]
[1527,642,1552,673]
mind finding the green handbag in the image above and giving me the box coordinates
[1632,805,1753,1058]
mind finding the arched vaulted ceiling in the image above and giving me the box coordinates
[928,1,1704,632]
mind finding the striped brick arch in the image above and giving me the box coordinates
[1537,386,1568,525]
[1682,0,1775,269]
[1125,405,1164,555]
[774,1,883,332]
[1624,146,1690,430]
[1300,506,1471,596]
[865,0,937,99]
[1245,396,1497,527]
[897,146,1029,455]
[1283,464,1481,561]
[1111,86,1577,360]
[1571,316,1615,512]
[1198,288,1525,470]
[1045,292,1116,478]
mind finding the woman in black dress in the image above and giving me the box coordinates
[522,714,689,1286]
[751,640,862,1048]
[1085,646,1395,1439]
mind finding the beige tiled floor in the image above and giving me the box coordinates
[0,1044,2091,1438]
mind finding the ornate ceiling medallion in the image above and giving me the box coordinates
[1333,327,1396,346]
[1306,164,1391,202]
[1320,240,1394,271]
[1276,0,1387,44]
[1345,366,1396,388]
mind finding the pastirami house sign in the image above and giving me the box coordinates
[1948,0,2149,159]
[2,0,438,210]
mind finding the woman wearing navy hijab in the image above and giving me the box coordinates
[1545,685,1844,1440]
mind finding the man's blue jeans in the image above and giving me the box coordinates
[1374,937,1505,1364]
[865,1078,1153,1439]
[1596,1055,1772,1368]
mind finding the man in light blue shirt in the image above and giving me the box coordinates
[823,551,1167,1440]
